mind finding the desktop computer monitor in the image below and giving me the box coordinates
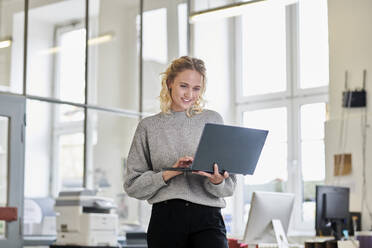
[315,185,349,240]
[242,191,295,244]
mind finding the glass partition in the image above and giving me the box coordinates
[0,0,24,94]
[25,99,85,199]
[0,116,9,239]
[87,0,140,111]
[142,0,187,114]
[86,109,141,233]
[27,0,86,103]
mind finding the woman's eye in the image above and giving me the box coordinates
[180,85,187,88]
[194,88,201,91]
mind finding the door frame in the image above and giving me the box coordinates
[0,93,26,248]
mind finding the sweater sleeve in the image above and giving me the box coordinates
[124,122,167,200]
[204,174,237,198]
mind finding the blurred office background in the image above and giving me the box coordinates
[0,0,371,246]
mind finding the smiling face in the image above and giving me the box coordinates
[168,69,203,112]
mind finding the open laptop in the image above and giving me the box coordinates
[162,123,268,175]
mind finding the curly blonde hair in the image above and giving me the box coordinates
[159,56,207,117]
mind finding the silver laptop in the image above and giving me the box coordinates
[162,123,268,175]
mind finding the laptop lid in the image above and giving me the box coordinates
[191,123,268,175]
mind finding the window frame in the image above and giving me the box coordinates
[50,22,86,197]
[235,2,329,233]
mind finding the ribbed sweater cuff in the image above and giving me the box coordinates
[205,179,225,193]
[152,171,168,187]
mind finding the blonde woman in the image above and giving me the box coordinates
[124,56,236,248]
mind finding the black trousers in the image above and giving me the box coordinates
[147,199,228,248]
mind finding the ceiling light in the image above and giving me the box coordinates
[88,33,113,46]
[41,33,114,55]
[189,0,297,23]
[0,39,12,49]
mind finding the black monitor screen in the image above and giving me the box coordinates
[324,192,349,219]
[315,185,349,237]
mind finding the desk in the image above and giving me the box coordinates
[228,237,304,248]
[23,236,148,248]
[304,240,359,248]
[50,245,147,248]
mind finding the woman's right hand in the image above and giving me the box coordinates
[162,156,193,182]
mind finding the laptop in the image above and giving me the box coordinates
[162,123,268,175]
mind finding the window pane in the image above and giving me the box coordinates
[57,28,86,103]
[0,0,24,94]
[243,107,288,225]
[299,0,329,88]
[0,116,9,239]
[142,4,168,114]
[27,0,85,102]
[242,4,287,96]
[301,141,325,181]
[25,100,85,198]
[143,8,167,64]
[59,133,84,188]
[300,102,326,223]
[193,18,233,115]
[86,110,142,230]
[244,108,287,143]
[58,104,84,123]
[178,3,188,57]
[300,102,326,181]
[87,0,140,111]
[300,103,326,140]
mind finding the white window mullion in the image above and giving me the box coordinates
[286,2,304,232]
[289,99,305,232]
[235,16,244,104]
[286,3,298,98]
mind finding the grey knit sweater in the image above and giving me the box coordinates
[124,109,236,208]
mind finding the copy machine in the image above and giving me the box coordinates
[54,190,118,246]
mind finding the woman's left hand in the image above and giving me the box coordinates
[193,163,229,185]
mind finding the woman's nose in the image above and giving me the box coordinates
[185,89,193,98]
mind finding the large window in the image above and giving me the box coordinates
[236,0,329,233]
[22,0,143,237]
[20,0,188,239]
[52,25,86,192]
[241,3,287,97]
[243,106,288,221]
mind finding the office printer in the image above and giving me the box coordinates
[54,190,118,246]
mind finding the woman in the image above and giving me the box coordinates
[124,56,236,248]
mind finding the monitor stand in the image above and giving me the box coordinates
[330,219,343,240]
[271,219,289,248]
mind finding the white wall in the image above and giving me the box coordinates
[326,0,372,230]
